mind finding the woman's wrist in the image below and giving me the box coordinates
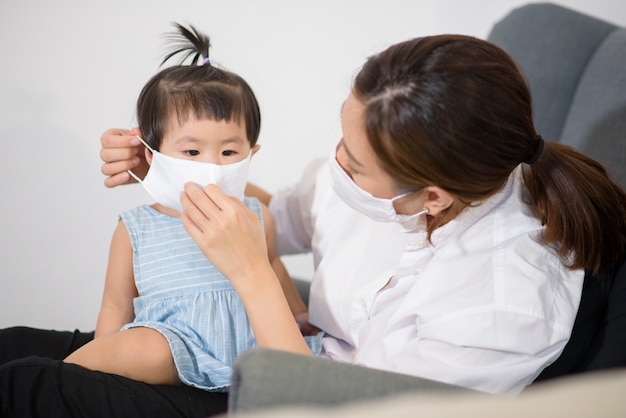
[230,260,276,296]
[235,265,312,355]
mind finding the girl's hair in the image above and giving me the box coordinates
[353,34,626,273]
[137,23,261,150]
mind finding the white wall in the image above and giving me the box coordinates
[1,0,624,330]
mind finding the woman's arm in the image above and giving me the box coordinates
[261,204,320,336]
[94,221,138,338]
[181,183,312,355]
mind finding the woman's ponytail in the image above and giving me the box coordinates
[523,140,626,273]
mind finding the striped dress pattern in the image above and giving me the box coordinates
[120,198,262,391]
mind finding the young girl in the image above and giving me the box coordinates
[64,23,312,391]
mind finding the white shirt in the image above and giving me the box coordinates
[269,158,584,395]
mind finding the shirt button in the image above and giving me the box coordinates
[361,298,368,309]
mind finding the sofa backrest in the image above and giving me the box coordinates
[487,2,626,188]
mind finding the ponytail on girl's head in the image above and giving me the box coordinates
[161,23,211,66]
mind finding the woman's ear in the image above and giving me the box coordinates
[423,186,455,217]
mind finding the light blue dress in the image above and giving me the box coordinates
[120,198,261,391]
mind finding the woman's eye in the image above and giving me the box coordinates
[222,150,236,156]
[185,150,200,156]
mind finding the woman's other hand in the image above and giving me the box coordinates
[100,128,148,188]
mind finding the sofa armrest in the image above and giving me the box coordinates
[228,348,470,413]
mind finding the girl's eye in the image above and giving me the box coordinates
[222,150,236,156]
[185,150,200,156]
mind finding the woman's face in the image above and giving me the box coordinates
[336,92,406,200]
[336,92,457,218]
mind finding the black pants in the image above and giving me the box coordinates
[0,327,228,418]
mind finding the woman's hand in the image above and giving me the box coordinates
[100,128,149,188]
[180,183,271,288]
[180,183,313,355]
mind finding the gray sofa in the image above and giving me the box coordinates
[228,2,626,414]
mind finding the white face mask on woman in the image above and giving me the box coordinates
[128,137,251,211]
[328,153,427,229]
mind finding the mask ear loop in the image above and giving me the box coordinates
[127,136,154,183]
[127,168,144,183]
[391,189,429,217]
[397,207,429,232]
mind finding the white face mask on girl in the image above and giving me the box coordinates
[128,137,251,211]
[328,153,427,230]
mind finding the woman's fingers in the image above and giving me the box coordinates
[100,128,140,149]
[180,183,235,246]
[180,183,210,237]
[104,171,132,188]
[100,156,139,176]
[100,128,148,187]
[101,156,142,188]
[181,183,221,228]
[100,145,140,165]
[181,183,269,283]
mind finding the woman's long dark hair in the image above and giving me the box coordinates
[136,23,261,150]
[353,34,626,273]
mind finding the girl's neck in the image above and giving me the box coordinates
[151,203,181,218]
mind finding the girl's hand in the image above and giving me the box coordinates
[180,183,271,288]
[100,127,148,188]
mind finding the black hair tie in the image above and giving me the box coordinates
[524,135,544,164]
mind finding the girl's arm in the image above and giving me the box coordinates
[66,220,178,384]
[94,220,138,338]
[261,204,320,336]
[245,183,272,207]
[181,183,312,355]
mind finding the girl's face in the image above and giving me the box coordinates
[149,115,259,165]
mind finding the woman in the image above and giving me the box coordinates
[175,34,626,394]
[3,34,626,416]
